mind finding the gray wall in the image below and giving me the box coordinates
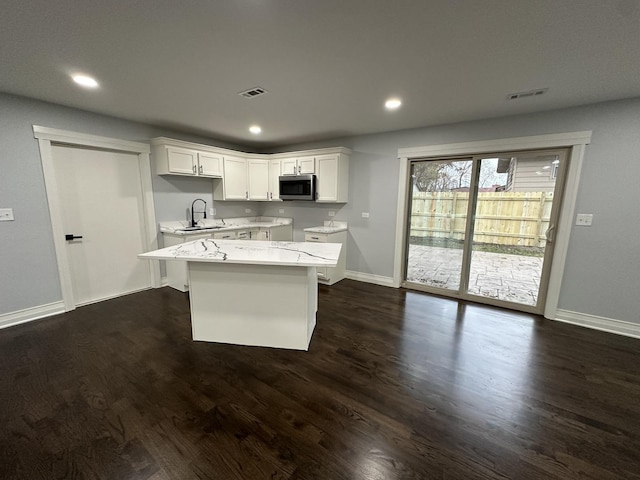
[271,98,640,325]
[0,92,248,314]
[3,91,640,327]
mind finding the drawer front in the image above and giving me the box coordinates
[305,232,329,243]
[213,231,236,240]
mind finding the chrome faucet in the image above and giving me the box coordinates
[191,198,207,227]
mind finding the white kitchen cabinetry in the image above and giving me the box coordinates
[213,231,237,240]
[269,159,281,201]
[162,232,211,292]
[281,156,315,176]
[236,229,259,240]
[153,142,223,178]
[316,153,349,203]
[153,137,351,204]
[198,152,223,177]
[247,159,270,201]
[215,157,275,201]
[304,229,347,285]
[217,156,248,200]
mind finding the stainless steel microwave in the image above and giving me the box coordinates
[279,174,316,201]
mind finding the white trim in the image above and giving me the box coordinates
[345,270,395,287]
[555,309,640,340]
[150,136,351,160]
[397,131,592,158]
[394,131,592,318]
[34,125,161,312]
[34,126,150,153]
[0,301,65,330]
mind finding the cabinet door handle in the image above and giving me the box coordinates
[199,164,203,174]
[297,165,301,174]
[246,191,248,199]
[311,236,319,240]
[192,164,197,174]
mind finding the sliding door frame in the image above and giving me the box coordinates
[393,131,592,320]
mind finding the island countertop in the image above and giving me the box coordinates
[139,239,341,268]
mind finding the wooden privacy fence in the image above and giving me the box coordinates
[410,192,554,247]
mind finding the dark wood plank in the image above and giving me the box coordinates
[1,280,639,479]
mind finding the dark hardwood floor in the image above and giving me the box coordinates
[1,280,639,479]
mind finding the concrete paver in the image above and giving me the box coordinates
[406,245,543,306]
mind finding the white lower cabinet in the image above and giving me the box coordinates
[304,230,347,285]
[162,233,211,292]
[213,231,237,240]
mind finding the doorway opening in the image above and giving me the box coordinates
[34,126,160,312]
[402,149,568,314]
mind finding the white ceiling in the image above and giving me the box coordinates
[2,0,640,148]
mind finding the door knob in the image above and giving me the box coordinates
[65,234,83,241]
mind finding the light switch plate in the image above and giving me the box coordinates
[328,211,335,217]
[278,208,285,214]
[209,208,215,216]
[361,212,370,218]
[0,208,14,221]
[575,213,593,226]
[245,208,251,213]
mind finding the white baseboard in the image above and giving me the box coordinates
[555,309,640,339]
[345,270,396,288]
[0,301,65,330]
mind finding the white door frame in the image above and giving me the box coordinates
[393,130,592,320]
[33,126,161,312]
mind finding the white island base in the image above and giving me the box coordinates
[188,261,318,350]
[138,239,340,351]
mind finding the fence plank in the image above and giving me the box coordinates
[410,192,552,247]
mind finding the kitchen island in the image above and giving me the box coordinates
[139,239,341,350]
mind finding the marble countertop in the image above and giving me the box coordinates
[160,216,292,236]
[139,239,341,267]
[304,220,348,234]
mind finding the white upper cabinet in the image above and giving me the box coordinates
[152,137,350,203]
[214,157,275,201]
[165,146,199,175]
[247,159,270,201]
[197,152,223,177]
[316,153,349,203]
[269,159,281,201]
[281,156,315,176]
[153,139,222,178]
[219,156,248,200]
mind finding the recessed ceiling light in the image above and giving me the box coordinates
[249,125,262,134]
[72,74,99,88]
[385,98,402,110]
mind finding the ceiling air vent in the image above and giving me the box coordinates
[238,87,268,99]
[507,88,548,100]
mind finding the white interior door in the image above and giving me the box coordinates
[51,145,152,306]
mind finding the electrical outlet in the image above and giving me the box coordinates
[0,208,14,221]
[328,211,335,217]
[245,208,251,213]
[278,208,285,214]
[575,213,593,226]
[361,212,370,218]
[209,208,215,216]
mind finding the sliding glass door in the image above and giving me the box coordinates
[403,149,568,314]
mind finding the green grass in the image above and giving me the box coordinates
[409,236,545,257]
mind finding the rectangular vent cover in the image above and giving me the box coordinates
[507,88,548,100]
[238,87,268,98]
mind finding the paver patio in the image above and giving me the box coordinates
[406,245,543,306]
